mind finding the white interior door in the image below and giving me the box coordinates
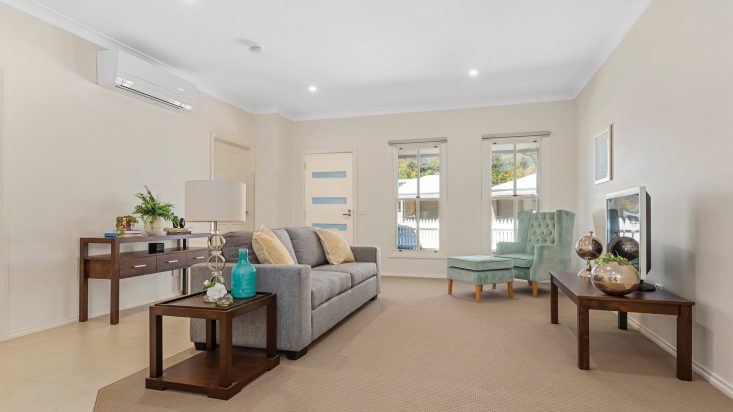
[304,152,354,242]
[212,138,255,232]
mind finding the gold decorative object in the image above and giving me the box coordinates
[575,231,603,278]
[591,262,640,296]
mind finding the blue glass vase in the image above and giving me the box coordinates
[230,249,256,298]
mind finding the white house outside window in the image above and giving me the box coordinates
[395,144,442,251]
[487,138,541,250]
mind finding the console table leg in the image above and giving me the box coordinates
[577,301,590,370]
[218,319,232,388]
[110,276,119,325]
[149,311,162,378]
[550,278,558,324]
[618,311,628,330]
[79,241,89,322]
[206,320,217,351]
[677,305,693,381]
[266,296,278,359]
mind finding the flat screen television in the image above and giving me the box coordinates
[605,186,655,291]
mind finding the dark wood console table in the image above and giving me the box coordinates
[79,233,209,325]
[550,271,695,380]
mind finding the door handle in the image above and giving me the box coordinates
[342,209,352,217]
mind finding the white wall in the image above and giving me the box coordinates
[0,3,258,337]
[290,102,577,276]
[254,114,293,228]
[575,0,733,395]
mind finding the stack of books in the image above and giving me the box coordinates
[120,230,143,237]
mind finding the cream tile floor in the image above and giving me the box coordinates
[0,306,192,411]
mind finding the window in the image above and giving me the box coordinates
[395,144,442,251]
[487,138,540,250]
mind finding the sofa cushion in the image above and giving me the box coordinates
[314,262,377,286]
[253,226,295,264]
[311,271,351,309]
[286,227,328,267]
[316,228,355,265]
[498,253,534,268]
[271,228,298,263]
[222,231,259,264]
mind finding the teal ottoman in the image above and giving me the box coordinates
[447,256,514,303]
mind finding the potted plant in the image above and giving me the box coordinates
[591,253,640,296]
[133,186,175,236]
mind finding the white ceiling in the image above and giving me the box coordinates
[6,0,650,120]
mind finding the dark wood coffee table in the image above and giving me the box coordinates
[550,271,695,380]
[145,292,279,399]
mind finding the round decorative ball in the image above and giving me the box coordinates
[575,231,603,260]
[591,262,640,296]
[608,236,640,261]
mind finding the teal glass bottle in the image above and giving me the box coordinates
[230,249,256,298]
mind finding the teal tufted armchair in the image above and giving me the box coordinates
[495,210,575,297]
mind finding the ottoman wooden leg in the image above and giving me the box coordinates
[492,283,496,290]
[507,282,514,299]
[448,279,453,295]
[475,285,481,303]
[531,281,539,297]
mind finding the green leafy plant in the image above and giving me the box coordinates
[132,186,175,223]
[594,253,638,268]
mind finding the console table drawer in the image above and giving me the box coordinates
[187,250,208,266]
[120,256,157,278]
[157,254,188,271]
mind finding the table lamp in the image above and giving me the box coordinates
[185,180,246,300]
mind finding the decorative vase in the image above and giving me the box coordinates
[231,249,256,298]
[144,217,166,236]
[575,231,603,278]
[591,262,640,296]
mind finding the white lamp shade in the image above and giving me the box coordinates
[185,180,246,222]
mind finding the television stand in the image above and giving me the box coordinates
[637,279,657,292]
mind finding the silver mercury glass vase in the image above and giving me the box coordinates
[575,231,603,278]
[591,262,640,296]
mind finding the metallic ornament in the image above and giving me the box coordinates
[575,231,603,278]
[608,236,640,261]
[591,262,640,296]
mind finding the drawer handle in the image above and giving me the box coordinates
[133,264,147,268]
[167,260,179,264]
[194,256,205,260]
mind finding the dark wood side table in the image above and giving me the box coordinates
[146,292,279,400]
[79,233,209,324]
[550,271,695,380]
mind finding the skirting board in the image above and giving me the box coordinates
[625,315,733,399]
[382,272,444,279]
[5,290,182,340]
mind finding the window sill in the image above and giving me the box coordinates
[390,251,446,260]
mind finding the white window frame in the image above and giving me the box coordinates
[481,136,546,251]
[392,141,447,257]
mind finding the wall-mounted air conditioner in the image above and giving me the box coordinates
[97,49,196,111]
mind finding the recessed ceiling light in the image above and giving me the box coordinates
[469,69,479,77]
[248,44,264,54]
[308,85,318,93]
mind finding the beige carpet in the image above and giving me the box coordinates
[95,277,732,411]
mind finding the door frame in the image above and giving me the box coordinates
[209,132,256,227]
[0,69,9,341]
[303,148,358,243]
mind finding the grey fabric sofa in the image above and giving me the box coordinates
[189,227,381,359]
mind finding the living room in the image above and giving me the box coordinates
[1,0,732,410]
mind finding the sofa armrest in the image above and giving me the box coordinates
[529,244,572,281]
[496,241,525,255]
[351,245,381,294]
[190,263,313,351]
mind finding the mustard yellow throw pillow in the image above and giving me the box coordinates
[316,228,355,265]
[252,226,295,264]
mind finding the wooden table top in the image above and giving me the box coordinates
[550,272,694,306]
[155,292,272,312]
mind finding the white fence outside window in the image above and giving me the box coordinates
[491,218,515,250]
[397,216,439,250]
